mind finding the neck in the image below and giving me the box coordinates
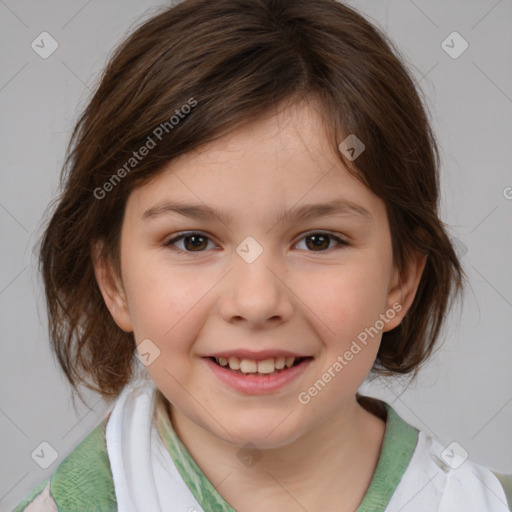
[166,397,386,511]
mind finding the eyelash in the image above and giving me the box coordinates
[164,231,349,256]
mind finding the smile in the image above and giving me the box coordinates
[210,355,307,376]
[204,353,313,394]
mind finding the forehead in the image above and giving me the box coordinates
[126,100,387,226]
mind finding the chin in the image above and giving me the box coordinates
[215,410,307,450]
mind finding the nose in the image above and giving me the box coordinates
[218,246,294,329]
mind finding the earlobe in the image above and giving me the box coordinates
[384,251,427,332]
[91,241,133,332]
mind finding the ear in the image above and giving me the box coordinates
[91,240,133,332]
[383,250,427,332]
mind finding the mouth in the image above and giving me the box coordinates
[203,352,314,394]
[208,355,312,376]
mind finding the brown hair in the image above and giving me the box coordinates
[39,0,464,402]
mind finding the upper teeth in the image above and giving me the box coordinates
[215,356,296,373]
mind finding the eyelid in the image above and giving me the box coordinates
[298,229,348,242]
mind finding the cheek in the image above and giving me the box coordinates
[125,265,209,394]
[305,261,391,343]
[122,254,208,349]
[296,266,388,411]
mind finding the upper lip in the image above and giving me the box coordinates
[206,349,312,360]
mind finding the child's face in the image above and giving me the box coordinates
[97,99,421,448]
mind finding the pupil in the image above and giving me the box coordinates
[185,235,206,251]
[307,234,328,251]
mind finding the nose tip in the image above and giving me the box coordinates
[218,245,294,327]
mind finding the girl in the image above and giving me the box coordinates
[13,0,511,510]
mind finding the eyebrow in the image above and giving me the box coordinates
[141,199,373,225]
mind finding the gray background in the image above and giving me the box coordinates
[1,0,511,509]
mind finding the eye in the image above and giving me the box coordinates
[165,232,216,254]
[164,231,348,255]
[294,231,349,253]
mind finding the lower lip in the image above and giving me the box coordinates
[204,357,312,395]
